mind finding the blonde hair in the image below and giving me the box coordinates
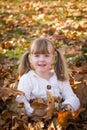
[18,37,69,81]
[54,49,69,81]
[30,37,54,54]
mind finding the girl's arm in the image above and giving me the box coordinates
[16,74,34,116]
[16,95,33,115]
[60,81,80,111]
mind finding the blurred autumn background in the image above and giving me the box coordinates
[0,0,87,130]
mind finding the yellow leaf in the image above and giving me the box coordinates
[46,90,54,103]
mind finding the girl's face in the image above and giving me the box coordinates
[29,44,55,74]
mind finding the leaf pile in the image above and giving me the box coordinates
[0,87,85,130]
[0,87,28,130]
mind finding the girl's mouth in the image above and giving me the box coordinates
[38,64,46,67]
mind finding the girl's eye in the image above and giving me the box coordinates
[34,54,40,57]
[45,54,50,57]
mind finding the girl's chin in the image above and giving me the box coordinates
[37,68,47,72]
[37,69,46,72]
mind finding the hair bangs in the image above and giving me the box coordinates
[31,39,50,54]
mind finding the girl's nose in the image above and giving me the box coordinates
[39,55,45,61]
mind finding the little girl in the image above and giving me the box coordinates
[16,37,80,117]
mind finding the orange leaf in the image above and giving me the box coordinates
[58,111,71,126]
[77,69,87,74]
[72,107,85,119]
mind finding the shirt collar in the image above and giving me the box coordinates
[29,70,56,81]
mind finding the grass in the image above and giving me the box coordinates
[3,45,25,59]
[0,0,87,62]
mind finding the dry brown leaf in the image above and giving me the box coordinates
[77,69,87,74]
[48,122,56,130]
[1,110,12,121]
[28,122,44,130]
[30,99,47,121]
[28,123,33,130]
[70,80,81,87]
[0,42,13,49]
[30,97,55,121]
[31,99,46,110]
[75,25,86,31]
[12,116,28,130]
[46,90,54,103]
[72,107,85,119]
[43,102,55,121]
[33,122,44,130]
[0,87,24,102]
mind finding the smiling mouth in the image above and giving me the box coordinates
[38,64,46,67]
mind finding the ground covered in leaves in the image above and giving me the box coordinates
[0,0,87,129]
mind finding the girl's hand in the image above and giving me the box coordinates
[62,104,74,112]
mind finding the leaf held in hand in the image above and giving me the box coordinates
[58,111,71,126]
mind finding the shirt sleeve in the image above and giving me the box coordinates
[59,81,80,111]
[16,74,34,115]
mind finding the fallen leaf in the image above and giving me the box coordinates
[46,90,54,103]
[0,87,24,102]
[58,111,72,127]
[72,107,85,119]
[43,102,55,121]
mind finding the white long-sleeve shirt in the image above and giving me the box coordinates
[16,70,80,115]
